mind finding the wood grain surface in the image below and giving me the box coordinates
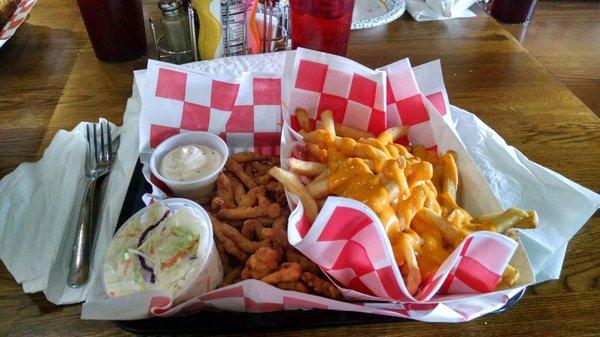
[500,0,600,117]
[0,1,598,336]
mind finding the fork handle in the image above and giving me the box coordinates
[67,178,96,288]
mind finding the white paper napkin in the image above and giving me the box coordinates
[449,107,600,281]
[407,0,478,21]
[0,93,141,304]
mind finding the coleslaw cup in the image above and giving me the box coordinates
[150,132,228,198]
[102,198,223,305]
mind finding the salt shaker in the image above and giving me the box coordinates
[158,0,193,64]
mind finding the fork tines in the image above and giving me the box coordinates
[86,120,113,164]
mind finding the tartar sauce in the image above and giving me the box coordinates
[160,144,222,181]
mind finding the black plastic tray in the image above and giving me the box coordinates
[113,159,526,335]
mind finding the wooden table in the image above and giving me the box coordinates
[1,2,598,336]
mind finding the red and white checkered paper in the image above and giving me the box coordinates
[0,0,36,48]
[280,50,524,305]
[119,53,528,323]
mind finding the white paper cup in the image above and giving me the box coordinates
[150,132,228,198]
[103,198,223,305]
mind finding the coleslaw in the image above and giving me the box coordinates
[103,201,207,298]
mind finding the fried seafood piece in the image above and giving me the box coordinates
[221,266,242,287]
[225,158,257,189]
[217,203,281,220]
[211,215,269,254]
[241,247,281,280]
[260,262,302,285]
[300,272,341,299]
[276,281,310,293]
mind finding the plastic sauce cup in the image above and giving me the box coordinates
[150,132,228,198]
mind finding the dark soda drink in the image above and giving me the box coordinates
[491,0,538,24]
[77,0,147,62]
[289,0,355,56]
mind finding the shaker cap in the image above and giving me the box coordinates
[158,0,182,14]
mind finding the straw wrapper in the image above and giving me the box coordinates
[81,50,599,322]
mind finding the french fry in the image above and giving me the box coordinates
[269,167,319,223]
[289,158,327,177]
[441,152,458,202]
[307,178,329,199]
[415,208,463,246]
[513,210,538,229]
[320,109,336,141]
[295,107,313,132]
[395,233,421,295]
[489,208,530,233]
[306,143,328,163]
[376,126,408,144]
[334,122,375,140]
[501,264,519,286]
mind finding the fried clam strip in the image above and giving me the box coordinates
[226,173,246,205]
[277,280,310,293]
[211,214,270,254]
[225,158,257,189]
[285,247,320,274]
[238,185,266,207]
[240,219,265,240]
[260,262,302,285]
[241,247,281,279]
[221,266,242,287]
[300,272,341,299]
[218,203,281,220]
[211,173,236,210]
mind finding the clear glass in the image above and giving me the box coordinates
[76,0,147,62]
[289,0,355,56]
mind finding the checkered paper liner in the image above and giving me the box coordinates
[280,48,526,302]
[113,54,531,322]
[0,0,36,48]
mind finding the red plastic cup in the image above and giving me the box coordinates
[289,0,355,56]
[491,0,538,24]
[76,0,147,62]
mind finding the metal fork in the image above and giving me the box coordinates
[67,121,118,288]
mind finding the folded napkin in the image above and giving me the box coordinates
[407,0,478,21]
[0,95,140,304]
